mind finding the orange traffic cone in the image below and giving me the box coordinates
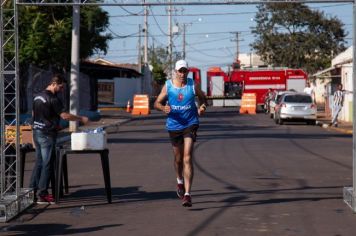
[126,100,131,112]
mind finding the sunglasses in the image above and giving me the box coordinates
[178,68,188,73]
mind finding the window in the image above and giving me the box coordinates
[284,95,312,103]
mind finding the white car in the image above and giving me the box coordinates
[274,93,317,125]
[269,91,296,119]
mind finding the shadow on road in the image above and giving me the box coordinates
[1,223,122,236]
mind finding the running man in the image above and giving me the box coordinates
[154,59,207,207]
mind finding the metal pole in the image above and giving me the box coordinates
[138,24,142,73]
[69,2,80,132]
[345,0,356,212]
[0,0,5,196]
[352,0,356,206]
[168,0,172,79]
[138,24,143,93]
[144,4,148,65]
[183,24,186,59]
[15,1,20,198]
[250,51,252,67]
[236,32,240,60]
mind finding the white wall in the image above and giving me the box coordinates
[114,77,142,107]
[314,77,331,105]
[341,64,353,122]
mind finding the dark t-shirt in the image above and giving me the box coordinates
[32,90,65,133]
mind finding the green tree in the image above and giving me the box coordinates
[148,47,168,85]
[147,46,180,85]
[251,3,346,74]
[18,6,112,71]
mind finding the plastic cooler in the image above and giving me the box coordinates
[71,132,107,150]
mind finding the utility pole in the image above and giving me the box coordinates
[144,3,148,65]
[138,24,142,73]
[182,24,186,59]
[143,2,148,94]
[231,32,241,61]
[168,0,173,79]
[250,51,252,67]
[138,24,143,93]
[344,0,356,213]
[69,1,80,132]
[182,18,201,60]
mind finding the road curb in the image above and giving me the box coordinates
[318,121,353,134]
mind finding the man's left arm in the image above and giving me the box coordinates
[195,85,207,115]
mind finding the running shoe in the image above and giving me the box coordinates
[37,194,55,205]
[177,184,185,199]
[182,195,192,207]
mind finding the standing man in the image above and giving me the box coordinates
[263,88,273,113]
[154,60,207,207]
[330,83,351,127]
[304,82,315,102]
[30,74,89,204]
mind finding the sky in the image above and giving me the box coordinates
[99,2,353,91]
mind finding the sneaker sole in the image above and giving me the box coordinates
[182,201,192,207]
[35,200,56,205]
[36,202,48,205]
[36,201,55,205]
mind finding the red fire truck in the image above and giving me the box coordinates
[207,67,229,97]
[207,67,307,106]
[188,67,202,90]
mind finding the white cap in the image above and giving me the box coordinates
[175,60,188,70]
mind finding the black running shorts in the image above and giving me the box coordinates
[168,124,199,146]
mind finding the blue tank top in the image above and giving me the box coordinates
[166,78,199,131]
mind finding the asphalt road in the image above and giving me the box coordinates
[2,107,356,236]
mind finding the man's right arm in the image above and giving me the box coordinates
[154,85,170,114]
[60,112,89,124]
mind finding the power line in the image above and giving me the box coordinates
[109,11,257,17]
[107,27,139,38]
[108,3,351,17]
[187,44,231,58]
[149,7,169,36]
[118,6,145,15]
[17,1,355,6]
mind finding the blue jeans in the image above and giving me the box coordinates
[29,129,57,196]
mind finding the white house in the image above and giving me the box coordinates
[332,46,353,122]
[313,46,353,122]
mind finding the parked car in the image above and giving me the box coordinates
[274,93,317,125]
[269,90,296,119]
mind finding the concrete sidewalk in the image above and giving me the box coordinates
[316,109,353,135]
